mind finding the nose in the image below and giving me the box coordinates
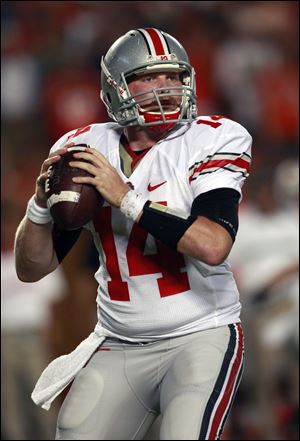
[156,75,171,93]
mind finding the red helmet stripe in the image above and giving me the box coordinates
[141,28,169,56]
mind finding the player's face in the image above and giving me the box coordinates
[127,71,183,112]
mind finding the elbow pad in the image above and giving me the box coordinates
[191,188,240,241]
[52,224,82,263]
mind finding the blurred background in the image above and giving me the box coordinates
[1,1,299,440]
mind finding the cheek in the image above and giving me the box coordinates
[128,84,138,95]
[128,84,154,104]
[128,83,149,95]
[174,83,184,104]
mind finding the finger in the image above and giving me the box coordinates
[41,144,75,173]
[73,151,115,173]
[44,155,62,166]
[71,151,105,169]
[68,160,99,176]
[72,176,96,185]
[36,171,49,187]
[49,143,75,158]
[40,155,61,174]
[48,149,66,158]
[84,148,111,166]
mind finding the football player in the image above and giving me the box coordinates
[15,28,252,440]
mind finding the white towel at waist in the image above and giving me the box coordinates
[31,323,107,410]
[31,322,158,410]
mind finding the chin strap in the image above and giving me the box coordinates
[138,108,180,132]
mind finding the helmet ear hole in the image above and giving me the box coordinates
[106,93,112,103]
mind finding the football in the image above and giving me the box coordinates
[45,145,104,230]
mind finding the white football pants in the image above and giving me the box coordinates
[55,324,244,440]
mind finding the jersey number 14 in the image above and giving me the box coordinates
[94,206,190,301]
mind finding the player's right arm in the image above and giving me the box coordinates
[14,147,69,282]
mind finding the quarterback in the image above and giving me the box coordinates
[15,28,252,440]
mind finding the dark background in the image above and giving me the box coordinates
[1,2,299,440]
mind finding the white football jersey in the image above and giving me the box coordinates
[50,116,252,340]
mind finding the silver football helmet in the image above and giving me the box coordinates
[100,28,197,129]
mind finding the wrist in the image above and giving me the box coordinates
[119,190,148,222]
[26,195,53,225]
[116,187,132,208]
[34,195,48,209]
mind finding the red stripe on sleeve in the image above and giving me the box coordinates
[189,157,250,181]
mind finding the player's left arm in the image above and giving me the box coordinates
[178,217,232,265]
[176,188,239,265]
[137,120,252,265]
[136,187,239,266]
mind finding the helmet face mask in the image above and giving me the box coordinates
[100,29,197,130]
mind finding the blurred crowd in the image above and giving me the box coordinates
[1,1,299,440]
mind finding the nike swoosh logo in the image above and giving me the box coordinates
[147,181,167,191]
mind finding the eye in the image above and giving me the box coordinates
[167,73,180,81]
[142,76,153,82]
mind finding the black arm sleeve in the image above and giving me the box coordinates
[191,188,240,241]
[52,224,82,263]
[138,188,240,250]
[138,202,197,250]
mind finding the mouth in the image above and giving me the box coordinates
[141,102,180,112]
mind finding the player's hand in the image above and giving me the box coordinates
[34,143,74,208]
[69,147,130,207]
